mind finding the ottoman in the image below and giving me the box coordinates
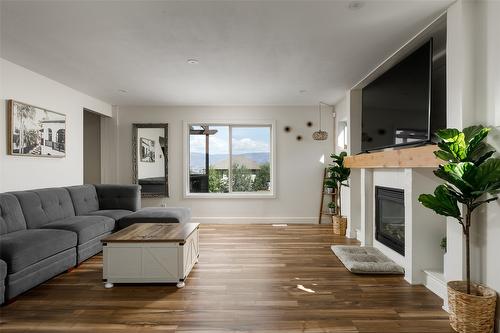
[117,207,191,230]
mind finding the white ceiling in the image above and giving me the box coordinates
[0,0,452,106]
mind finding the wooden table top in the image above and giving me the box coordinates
[101,223,200,243]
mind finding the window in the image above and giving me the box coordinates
[185,121,274,197]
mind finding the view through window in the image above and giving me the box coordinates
[189,124,272,195]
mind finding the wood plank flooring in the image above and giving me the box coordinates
[0,224,452,333]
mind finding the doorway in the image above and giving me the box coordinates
[83,109,102,184]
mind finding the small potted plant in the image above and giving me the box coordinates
[418,125,499,333]
[327,201,336,214]
[324,180,335,194]
[440,237,447,253]
[329,152,351,236]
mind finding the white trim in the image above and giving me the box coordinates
[423,269,447,302]
[190,216,317,224]
[183,120,277,199]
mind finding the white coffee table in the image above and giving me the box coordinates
[101,223,199,288]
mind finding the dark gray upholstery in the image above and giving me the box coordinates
[0,193,27,235]
[86,209,133,221]
[12,188,75,229]
[77,232,111,263]
[95,184,140,212]
[0,183,194,303]
[40,216,114,245]
[118,207,191,230]
[0,259,6,304]
[0,229,77,274]
[6,248,76,300]
[66,185,99,215]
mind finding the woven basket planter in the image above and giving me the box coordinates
[332,216,347,236]
[447,281,497,333]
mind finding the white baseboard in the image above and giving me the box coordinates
[424,269,447,302]
[355,228,362,241]
[190,216,318,224]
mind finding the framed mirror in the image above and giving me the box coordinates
[132,123,169,197]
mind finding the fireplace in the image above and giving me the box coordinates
[375,186,405,256]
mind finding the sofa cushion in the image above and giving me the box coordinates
[12,188,75,229]
[0,193,27,235]
[0,259,6,280]
[86,209,132,221]
[0,229,77,274]
[117,207,191,230]
[40,215,115,244]
[95,184,141,212]
[66,185,99,215]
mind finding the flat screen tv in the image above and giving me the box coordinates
[362,40,436,151]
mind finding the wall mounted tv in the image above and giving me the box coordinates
[361,39,446,152]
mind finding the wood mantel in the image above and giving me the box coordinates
[344,145,441,168]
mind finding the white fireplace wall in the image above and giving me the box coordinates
[361,168,446,284]
[372,169,410,272]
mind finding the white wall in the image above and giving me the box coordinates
[475,2,500,310]
[333,90,362,238]
[0,58,112,192]
[110,106,334,223]
[444,2,500,329]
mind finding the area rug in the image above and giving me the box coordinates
[331,245,404,274]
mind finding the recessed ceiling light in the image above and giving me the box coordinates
[187,59,199,64]
[118,89,127,93]
[348,1,364,10]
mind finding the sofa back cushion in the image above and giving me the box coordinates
[13,188,75,229]
[0,193,27,235]
[95,184,141,212]
[66,185,99,215]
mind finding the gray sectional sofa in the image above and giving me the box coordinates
[0,184,190,304]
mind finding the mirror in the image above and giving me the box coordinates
[132,123,168,197]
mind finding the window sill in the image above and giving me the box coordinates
[184,193,276,199]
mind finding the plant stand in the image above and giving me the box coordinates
[319,168,337,224]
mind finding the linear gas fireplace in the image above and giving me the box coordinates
[375,186,405,256]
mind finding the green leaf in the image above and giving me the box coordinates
[469,142,495,166]
[474,158,500,193]
[434,150,458,163]
[443,184,467,204]
[435,129,468,161]
[436,128,461,141]
[418,185,461,220]
[434,163,476,195]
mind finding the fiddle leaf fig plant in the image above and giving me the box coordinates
[329,152,351,217]
[418,125,500,294]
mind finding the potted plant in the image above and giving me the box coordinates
[327,201,336,214]
[418,125,499,333]
[329,152,351,236]
[324,180,335,194]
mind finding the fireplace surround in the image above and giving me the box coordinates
[375,186,405,256]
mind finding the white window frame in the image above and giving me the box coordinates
[183,120,276,199]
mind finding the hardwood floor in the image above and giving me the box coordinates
[0,224,452,333]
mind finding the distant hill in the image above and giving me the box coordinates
[190,152,269,171]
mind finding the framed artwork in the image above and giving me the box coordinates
[140,137,155,162]
[8,100,66,157]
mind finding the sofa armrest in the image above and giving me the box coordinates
[94,184,141,212]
